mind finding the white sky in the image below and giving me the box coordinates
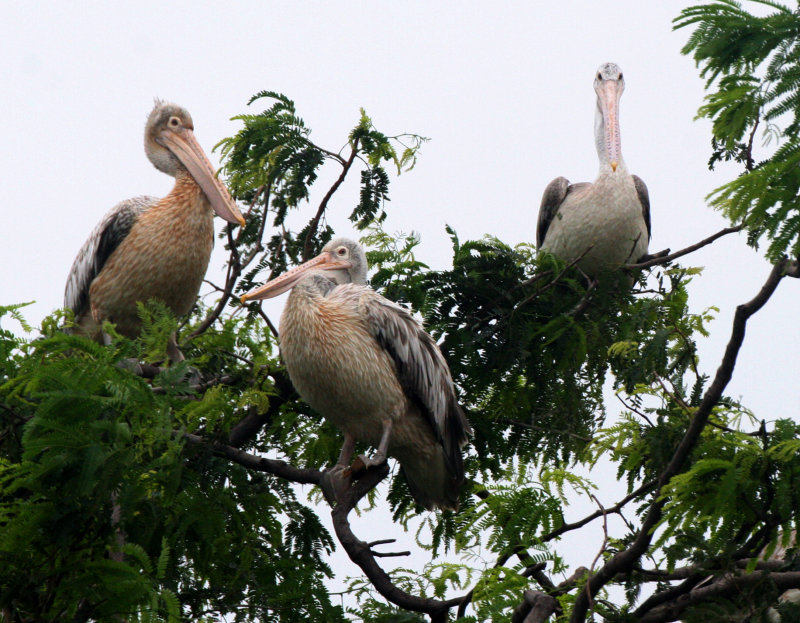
[2,0,797,613]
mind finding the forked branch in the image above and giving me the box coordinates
[570,257,796,622]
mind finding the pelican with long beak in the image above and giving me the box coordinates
[65,100,245,357]
[242,238,471,511]
[537,63,651,275]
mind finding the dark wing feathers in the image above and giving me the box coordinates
[537,176,570,248]
[537,177,592,247]
[361,294,471,473]
[632,175,652,240]
[64,196,156,318]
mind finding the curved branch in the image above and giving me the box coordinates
[329,464,462,620]
[570,258,794,622]
[512,590,559,623]
[302,141,360,261]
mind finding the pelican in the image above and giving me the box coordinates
[242,238,471,510]
[65,101,245,358]
[537,62,651,275]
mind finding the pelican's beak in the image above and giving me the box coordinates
[598,79,623,172]
[241,250,353,302]
[160,128,246,227]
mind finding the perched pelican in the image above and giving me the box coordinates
[537,62,651,275]
[242,238,471,510]
[65,101,245,357]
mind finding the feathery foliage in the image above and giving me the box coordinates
[5,8,800,620]
[676,0,800,260]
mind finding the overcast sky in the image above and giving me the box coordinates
[2,0,796,609]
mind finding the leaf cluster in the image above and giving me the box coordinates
[676,0,800,260]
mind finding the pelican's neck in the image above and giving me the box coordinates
[594,104,627,176]
[291,273,338,301]
[163,171,212,216]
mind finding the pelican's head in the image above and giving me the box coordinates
[593,62,625,173]
[144,100,245,226]
[241,237,367,302]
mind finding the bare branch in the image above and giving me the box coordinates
[302,141,360,261]
[624,225,744,270]
[540,479,657,543]
[182,432,322,485]
[328,463,462,619]
[512,590,559,623]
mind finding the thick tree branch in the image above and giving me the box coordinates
[329,463,462,621]
[511,590,559,623]
[638,570,800,623]
[570,258,793,622]
[182,432,322,485]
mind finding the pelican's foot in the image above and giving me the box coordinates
[353,452,387,473]
[320,464,352,506]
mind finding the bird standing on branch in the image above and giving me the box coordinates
[537,62,651,275]
[65,101,245,360]
[242,238,471,510]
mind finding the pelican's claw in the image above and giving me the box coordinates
[354,452,387,473]
[320,464,352,506]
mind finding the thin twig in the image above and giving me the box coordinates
[624,225,744,270]
[302,141,359,261]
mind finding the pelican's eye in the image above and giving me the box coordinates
[597,72,603,81]
[169,116,181,128]
[619,73,623,80]
[336,246,348,257]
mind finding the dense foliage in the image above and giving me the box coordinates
[2,2,800,621]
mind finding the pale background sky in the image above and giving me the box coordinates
[2,0,797,613]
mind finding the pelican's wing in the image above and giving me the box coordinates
[65,196,157,319]
[537,177,592,247]
[632,175,651,241]
[360,291,471,471]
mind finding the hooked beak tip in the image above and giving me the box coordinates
[611,161,618,172]
[240,294,250,304]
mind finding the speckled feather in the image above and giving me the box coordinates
[78,176,214,338]
[64,100,242,341]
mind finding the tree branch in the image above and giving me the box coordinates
[511,590,559,623]
[302,141,359,261]
[570,258,793,622]
[625,225,744,270]
[328,463,462,620]
[638,570,800,623]
[182,432,322,485]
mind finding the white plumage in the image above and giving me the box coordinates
[537,63,651,275]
